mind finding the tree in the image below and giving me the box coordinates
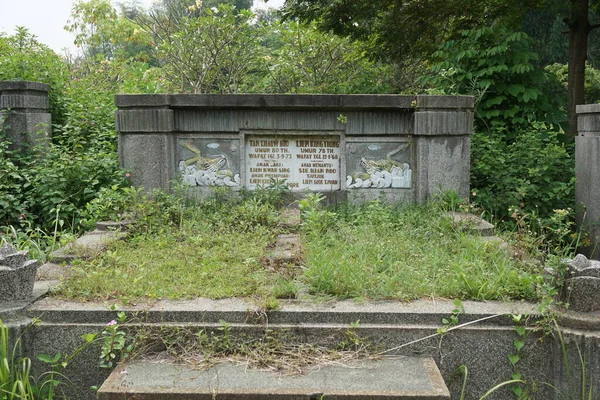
[258,21,395,93]
[65,0,152,62]
[281,0,540,63]
[564,0,600,136]
[137,4,263,93]
[419,24,566,132]
[282,0,600,137]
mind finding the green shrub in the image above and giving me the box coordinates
[0,135,127,238]
[546,62,600,104]
[419,23,566,133]
[471,122,575,228]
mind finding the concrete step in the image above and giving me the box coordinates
[98,357,450,400]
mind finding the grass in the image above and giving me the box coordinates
[55,188,545,303]
[1,319,35,400]
[302,201,540,300]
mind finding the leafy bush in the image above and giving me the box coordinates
[419,23,566,133]
[0,138,127,235]
[257,21,395,94]
[471,122,575,227]
[546,62,600,104]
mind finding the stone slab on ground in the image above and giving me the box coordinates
[98,357,449,400]
[448,212,494,236]
[36,262,71,281]
[280,206,301,229]
[49,229,126,263]
[270,233,302,264]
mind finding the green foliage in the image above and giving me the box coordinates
[98,312,134,368]
[302,200,541,300]
[437,299,465,335]
[139,4,263,93]
[281,0,540,65]
[0,318,95,400]
[0,319,36,400]
[0,28,70,123]
[51,81,117,153]
[298,192,337,236]
[65,0,153,62]
[257,21,395,94]
[0,140,126,234]
[470,123,575,231]
[419,24,565,131]
[0,26,133,251]
[546,62,600,104]
[57,190,279,301]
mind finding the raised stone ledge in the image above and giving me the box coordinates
[0,80,50,92]
[27,297,538,326]
[116,94,473,111]
[576,103,600,114]
[414,111,474,135]
[116,109,174,132]
[0,94,49,110]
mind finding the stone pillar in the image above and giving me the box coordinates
[576,104,600,259]
[413,95,474,202]
[0,81,52,151]
[116,95,175,191]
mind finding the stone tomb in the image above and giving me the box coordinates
[116,94,473,202]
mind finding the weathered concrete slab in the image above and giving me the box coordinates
[49,229,126,263]
[270,234,302,264]
[36,262,71,281]
[98,357,449,400]
[449,212,494,236]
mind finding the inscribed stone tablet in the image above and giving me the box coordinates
[246,136,341,191]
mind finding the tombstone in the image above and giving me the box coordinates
[116,94,473,203]
[0,243,40,302]
[0,80,52,152]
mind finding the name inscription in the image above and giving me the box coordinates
[246,136,341,191]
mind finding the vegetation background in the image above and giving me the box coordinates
[0,0,595,259]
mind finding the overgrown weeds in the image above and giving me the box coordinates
[132,321,377,375]
[56,188,549,303]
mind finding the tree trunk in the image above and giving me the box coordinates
[567,0,589,138]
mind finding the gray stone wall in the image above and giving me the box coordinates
[576,104,600,259]
[0,81,52,151]
[116,94,473,203]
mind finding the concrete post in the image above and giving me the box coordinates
[412,95,473,202]
[576,104,600,259]
[0,81,52,151]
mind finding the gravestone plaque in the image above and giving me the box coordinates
[246,136,341,191]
